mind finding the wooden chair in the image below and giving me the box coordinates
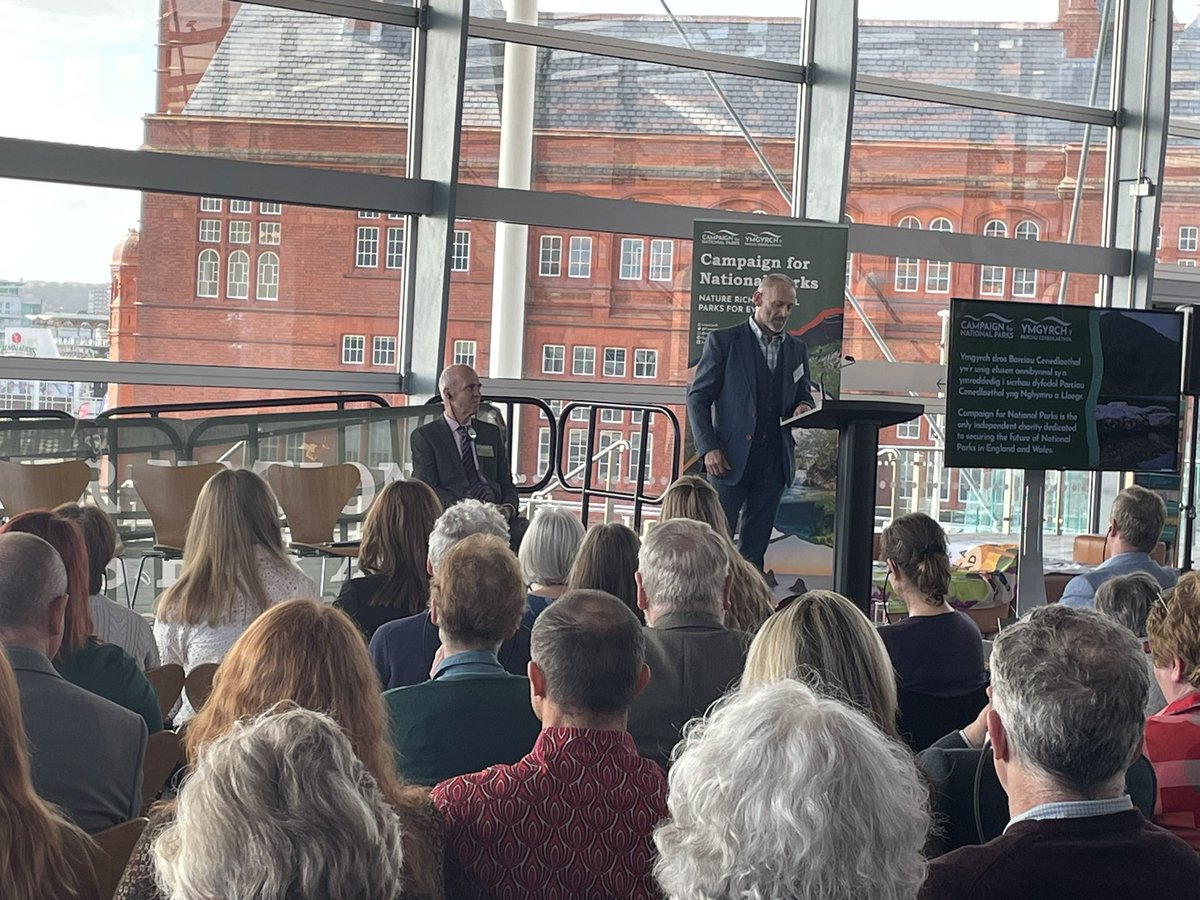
[131,462,225,553]
[141,729,183,814]
[265,463,361,552]
[144,664,185,721]
[0,459,90,518]
[184,662,219,713]
[91,816,149,900]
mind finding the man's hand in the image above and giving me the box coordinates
[962,702,991,749]
[497,503,516,520]
[704,449,731,478]
[793,403,814,416]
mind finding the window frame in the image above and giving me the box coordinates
[355,226,379,268]
[341,334,366,365]
[539,234,563,277]
[619,238,644,280]
[568,236,592,279]
[541,344,566,375]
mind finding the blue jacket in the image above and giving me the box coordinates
[1059,551,1177,608]
[686,320,815,485]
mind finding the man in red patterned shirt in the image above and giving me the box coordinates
[431,588,666,900]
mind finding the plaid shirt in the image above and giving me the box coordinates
[747,315,783,372]
[1005,796,1134,833]
[1143,689,1200,850]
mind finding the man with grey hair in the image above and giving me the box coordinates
[369,498,532,688]
[627,518,750,769]
[687,272,816,571]
[0,532,146,832]
[432,589,667,899]
[920,605,1200,898]
[1061,485,1176,608]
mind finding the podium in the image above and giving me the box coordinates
[784,400,925,614]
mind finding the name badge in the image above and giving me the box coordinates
[793,363,806,383]
[477,445,496,458]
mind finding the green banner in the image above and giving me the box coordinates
[688,220,847,387]
[946,299,1183,473]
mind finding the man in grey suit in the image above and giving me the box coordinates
[687,273,816,571]
[627,519,750,769]
[0,532,146,832]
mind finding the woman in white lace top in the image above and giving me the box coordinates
[154,468,317,721]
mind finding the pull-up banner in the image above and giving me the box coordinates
[688,220,847,387]
[946,298,1184,473]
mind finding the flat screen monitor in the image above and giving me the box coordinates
[945,298,1183,473]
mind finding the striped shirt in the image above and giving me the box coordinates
[1005,795,1134,833]
[87,594,159,670]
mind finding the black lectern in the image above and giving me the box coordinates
[783,400,925,614]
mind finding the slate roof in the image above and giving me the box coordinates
[180,1,1197,146]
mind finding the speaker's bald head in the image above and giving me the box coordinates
[0,532,68,631]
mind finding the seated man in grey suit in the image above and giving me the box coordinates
[0,532,146,832]
[410,364,526,547]
[627,519,751,769]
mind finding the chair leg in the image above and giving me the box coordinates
[132,555,151,609]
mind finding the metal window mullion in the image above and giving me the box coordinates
[467,16,806,84]
[855,74,1116,127]
[251,0,420,27]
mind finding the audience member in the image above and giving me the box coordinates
[654,680,930,900]
[1,511,161,732]
[659,474,773,633]
[626,519,750,769]
[920,605,1200,899]
[878,513,987,698]
[153,467,317,721]
[56,502,158,670]
[0,532,146,833]
[153,706,408,900]
[1096,571,1168,714]
[517,505,584,628]
[1145,572,1200,851]
[433,589,664,899]
[116,599,443,900]
[1061,485,1176,608]
[369,499,531,689]
[335,479,442,640]
[0,651,100,900]
[565,522,642,623]
[384,534,540,785]
[742,588,900,739]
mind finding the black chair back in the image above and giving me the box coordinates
[897,685,989,753]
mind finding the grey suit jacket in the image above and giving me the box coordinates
[627,612,751,770]
[7,645,147,833]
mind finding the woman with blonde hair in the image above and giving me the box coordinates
[0,652,100,900]
[878,512,986,698]
[565,522,642,622]
[742,589,900,739]
[0,511,161,732]
[336,479,442,639]
[660,475,774,633]
[154,467,316,720]
[116,599,445,900]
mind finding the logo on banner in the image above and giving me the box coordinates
[700,229,741,246]
[959,313,1014,340]
[1020,315,1073,342]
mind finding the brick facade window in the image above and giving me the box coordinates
[1013,219,1039,297]
[894,216,921,292]
[453,340,476,367]
[568,236,592,278]
[256,252,279,301]
[980,219,1008,296]
[197,249,219,298]
[634,348,657,379]
[601,407,622,423]
[452,230,471,272]
[567,430,587,474]
[259,222,281,245]
[537,427,551,473]
[342,335,365,364]
[199,220,220,243]
[603,347,626,377]
[542,344,565,374]
[358,210,380,219]
[925,218,952,293]
[372,336,396,366]
[260,202,281,215]
[355,227,379,268]
[1180,226,1198,252]
[200,197,222,212]
[386,226,405,269]
[628,432,652,482]
[227,250,249,299]
[229,221,251,244]
[619,238,643,280]
[230,199,251,214]
[572,346,595,376]
[649,239,673,281]
[540,235,562,276]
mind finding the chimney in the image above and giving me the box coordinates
[1058,0,1102,59]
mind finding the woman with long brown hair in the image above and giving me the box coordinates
[115,598,444,900]
[565,522,643,623]
[154,468,316,720]
[659,475,775,634]
[0,652,100,900]
[0,511,161,732]
[335,479,442,639]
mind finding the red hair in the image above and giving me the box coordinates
[0,512,93,657]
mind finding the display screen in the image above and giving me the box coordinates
[945,299,1183,473]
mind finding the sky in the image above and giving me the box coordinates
[0,0,1195,283]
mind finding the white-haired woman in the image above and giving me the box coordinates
[516,505,584,628]
[654,679,930,900]
[152,705,408,900]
